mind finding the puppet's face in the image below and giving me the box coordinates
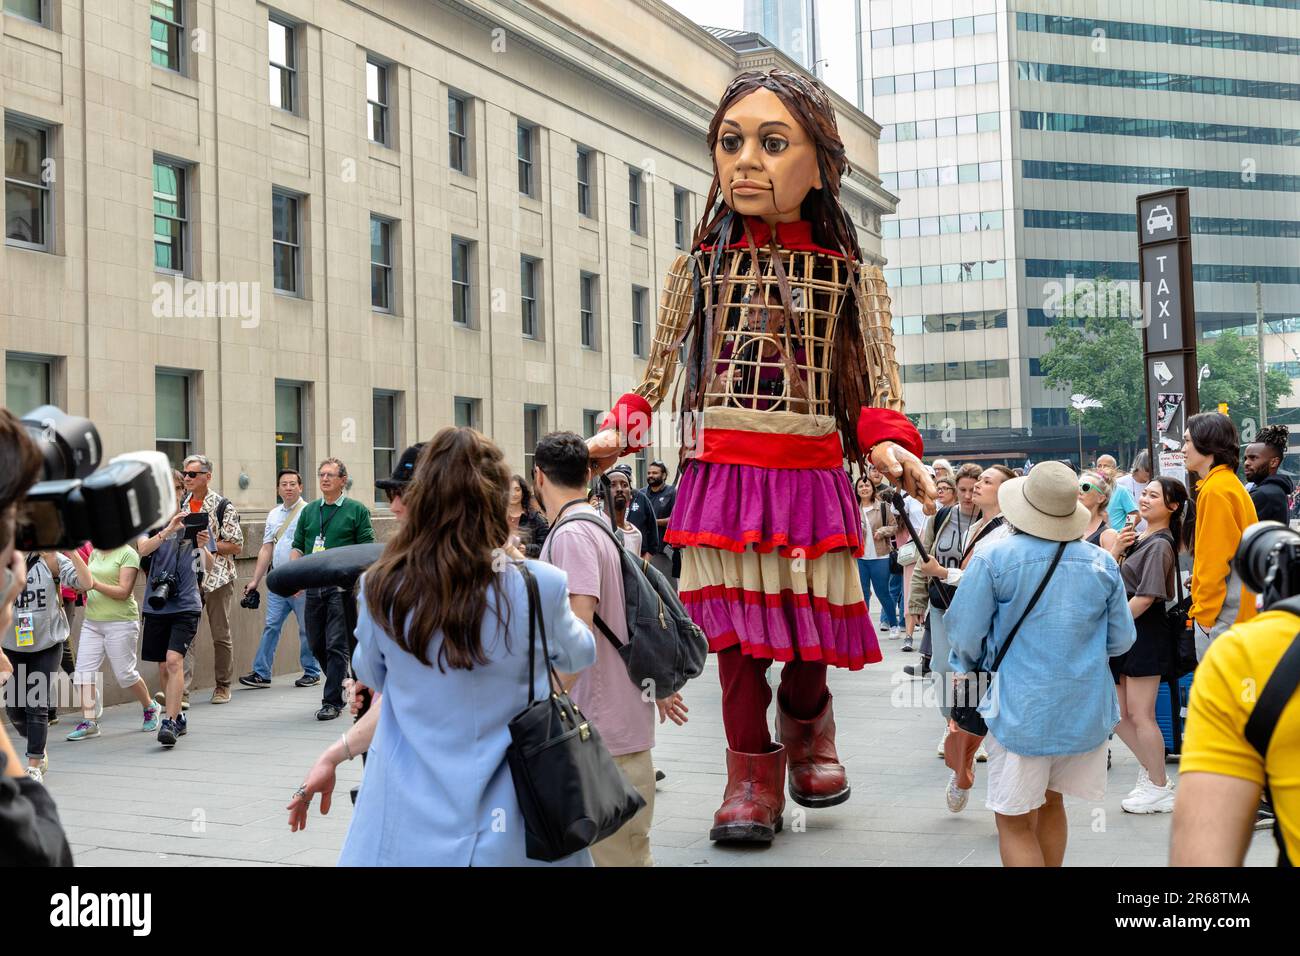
[714,87,822,225]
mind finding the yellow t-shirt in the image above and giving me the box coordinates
[1181,609,1300,862]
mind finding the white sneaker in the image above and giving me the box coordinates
[937,726,950,758]
[890,626,902,640]
[1121,779,1175,814]
[1128,765,1151,797]
[945,769,970,813]
[975,742,988,763]
[25,766,44,784]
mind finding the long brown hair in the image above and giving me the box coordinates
[364,427,512,671]
[683,69,875,465]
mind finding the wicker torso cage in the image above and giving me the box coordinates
[633,245,904,419]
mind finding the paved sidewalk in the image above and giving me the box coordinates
[24,638,1275,866]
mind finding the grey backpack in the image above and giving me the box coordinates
[551,512,708,700]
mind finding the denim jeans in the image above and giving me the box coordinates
[857,557,898,630]
[887,567,905,627]
[251,591,319,680]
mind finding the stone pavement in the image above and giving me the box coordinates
[22,638,1275,867]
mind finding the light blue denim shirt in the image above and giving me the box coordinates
[339,561,597,867]
[946,531,1136,756]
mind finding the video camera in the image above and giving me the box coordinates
[1234,521,1300,610]
[15,405,175,551]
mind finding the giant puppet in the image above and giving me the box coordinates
[589,69,933,845]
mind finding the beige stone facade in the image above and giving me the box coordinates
[2,0,893,519]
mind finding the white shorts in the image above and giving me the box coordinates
[73,619,143,689]
[984,734,1109,816]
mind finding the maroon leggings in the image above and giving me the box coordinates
[717,645,829,753]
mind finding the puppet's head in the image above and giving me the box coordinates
[696,69,857,258]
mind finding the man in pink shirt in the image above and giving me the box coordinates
[534,432,688,866]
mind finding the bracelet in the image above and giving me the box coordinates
[340,732,354,761]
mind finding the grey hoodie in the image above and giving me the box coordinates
[6,554,79,654]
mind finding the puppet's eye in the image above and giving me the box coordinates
[764,136,789,154]
[720,133,742,152]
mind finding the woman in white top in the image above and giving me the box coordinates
[854,475,898,639]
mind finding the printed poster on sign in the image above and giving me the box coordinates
[1156,392,1184,441]
[1159,450,1188,490]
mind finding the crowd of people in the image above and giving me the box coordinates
[1,407,1296,868]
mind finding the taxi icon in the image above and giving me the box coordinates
[1146,205,1174,234]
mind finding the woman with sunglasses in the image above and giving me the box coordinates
[1078,471,1125,559]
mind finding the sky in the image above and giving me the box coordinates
[661,0,862,108]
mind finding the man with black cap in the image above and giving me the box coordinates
[642,459,678,583]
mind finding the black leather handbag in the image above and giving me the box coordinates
[1164,546,1196,677]
[951,542,1067,736]
[505,564,646,862]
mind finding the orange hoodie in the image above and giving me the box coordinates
[1190,464,1258,629]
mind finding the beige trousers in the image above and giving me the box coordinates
[590,749,656,867]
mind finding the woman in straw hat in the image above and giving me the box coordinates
[945,461,1136,866]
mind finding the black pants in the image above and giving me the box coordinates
[4,644,62,758]
[305,587,354,709]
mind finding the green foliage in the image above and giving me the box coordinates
[1196,332,1292,436]
[1038,281,1145,460]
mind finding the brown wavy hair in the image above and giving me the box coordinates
[683,69,875,467]
[363,427,512,671]
[0,408,43,552]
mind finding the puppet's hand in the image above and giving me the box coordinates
[587,429,623,477]
[870,442,937,515]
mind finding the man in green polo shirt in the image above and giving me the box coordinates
[291,457,374,720]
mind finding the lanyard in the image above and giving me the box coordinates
[317,498,344,539]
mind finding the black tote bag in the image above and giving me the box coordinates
[505,564,645,862]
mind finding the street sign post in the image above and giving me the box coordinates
[1138,188,1199,482]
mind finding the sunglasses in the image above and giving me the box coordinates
[1079,481,1100,493]
[181,470,208,479]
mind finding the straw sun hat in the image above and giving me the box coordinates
[997,460,1090,542]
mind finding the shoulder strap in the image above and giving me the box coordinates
[1244,613,1300,760]
[215,496,229,527]
[518,563,557,706]
[549,512,630,650]
[272,499,305,545]
[991,541,1068,673]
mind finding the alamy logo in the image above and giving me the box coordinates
[49,886,152,936]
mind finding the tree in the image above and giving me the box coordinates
[1038,279,1146,465]
[1196,331,1292,441]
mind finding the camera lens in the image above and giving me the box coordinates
[1234,521,1300,595]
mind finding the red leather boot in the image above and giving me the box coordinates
[709,745,787,844]
[777,692,851,808]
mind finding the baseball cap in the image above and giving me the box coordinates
[607,464,634,481]
[375,443,426,492]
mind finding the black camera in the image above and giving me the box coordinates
[16,405,175,550]
[147,572,179,611]
[240,588,261,610]
[1234,521,1300,610]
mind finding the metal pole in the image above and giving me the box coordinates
[1257,281,1267,427]
[1078,415,1084,468]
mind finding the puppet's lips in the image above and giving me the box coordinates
[731,181,770,194]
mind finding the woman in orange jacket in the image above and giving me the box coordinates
[1183,412,1257,660]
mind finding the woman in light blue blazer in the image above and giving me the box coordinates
[287,428,596,866]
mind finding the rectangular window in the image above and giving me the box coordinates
[628,167,643,234]
[373,390,399,506]
[583,409,601,438]
[981,210,1003,230]
[269,17,296,112]
[955,65,975,86]
[151,0,184,72]
[934,68,955,88]
[523,404,545,476]
[882,218,900,238]
[914,22,933,43]
[940,215,959,233]
[915,71,935,92]
[371,216,394,312]
[957,114,977,135]
[874,75,895,95]
[448,93,468,173]
[5,117,51,250]
[576,146,592,217]
[919,216,939,236]
[933,19,953,40]
[6,0,44,25]
[918,167,939,187]
[517,122,534,196]
[892,25,912,44]
[366,59,389,145]
[272,189,301,294]
[977,111,1000,132]
[454,396,481,431]
[979,161,1000,181]
[960,212,979,232]
[580,272,597,349]
[871,28,891,48]
[274,380,306,477]
[451,238,472,326]
[521,255,539,338]
[976,63,998,84]
[153,158,187,274]
[900,218,919,238]
[975,13,997,35]
[916,119,936,139]
[155,369,193,468]
[895,72,915,93]
[954,16,975,37]
[938,165,958,185]
[5,353,53,414]
[958,164,979,183]
[936,116,956,137]
[673,187,688,250]
[632,286,647,358]
[898,170,918,189]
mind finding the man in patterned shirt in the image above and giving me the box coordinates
[177,454,244,706]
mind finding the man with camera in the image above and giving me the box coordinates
[138,503,215,747]
[1172,521,1300,866]
[174,455,244,707]
[290,457,373,721]
[238,468,321,689]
